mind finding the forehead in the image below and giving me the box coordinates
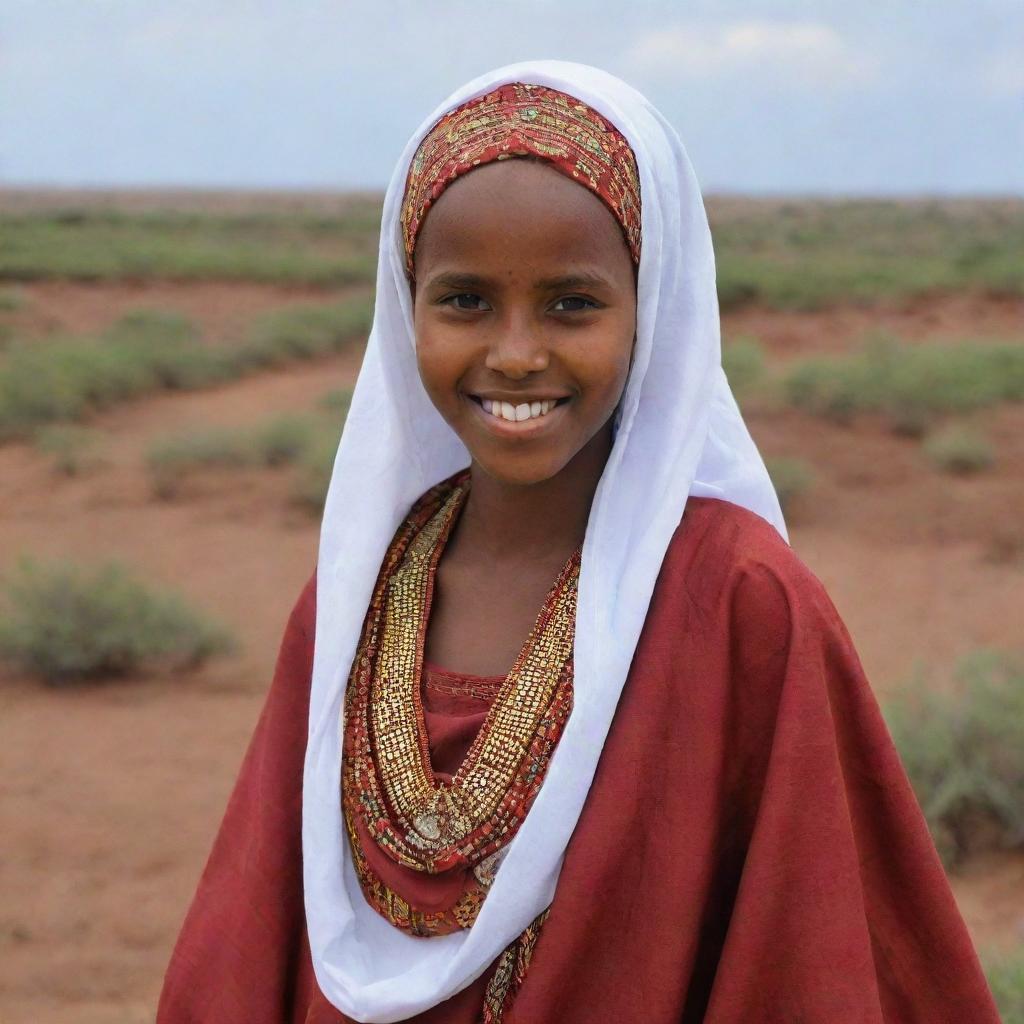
[413,160,633,277]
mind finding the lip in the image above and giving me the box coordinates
[470,393,572,404]
[464,393,570,438]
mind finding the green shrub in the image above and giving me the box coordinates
[0,206,381,285]
[105,308,194,345]
[784,336,1024,431]
[318,387,353,414]
[292,433,340,514]
[711,198,1024,310]
[0,557,236,685]
[33,424,104,475]
[0,298,371,441]
[252,414,315,467]
[0,286,26,312]
[985,947,1024,1023]
[722,336,767,396]
[924,426,995,475]
[240,300,371,368]
[884,650,1024,869]
[146,430,255,498]
[765,456,814,514]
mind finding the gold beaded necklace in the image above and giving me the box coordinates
[342,469,579,935]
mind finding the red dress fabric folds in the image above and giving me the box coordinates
[158,497,1001,1023]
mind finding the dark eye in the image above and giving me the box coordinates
[444,293,492,311]
[552,296,598,312]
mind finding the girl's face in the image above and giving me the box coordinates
[412,159,637,487]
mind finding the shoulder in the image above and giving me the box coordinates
[660,496,842,641]
[275,568,318,667]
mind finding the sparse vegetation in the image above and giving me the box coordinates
[146,429,258,499]
[0,286,26,311]
[145,412,338,500]
[884,650,1024,870]
[292,433,339,514]
[711,198,1024,310]
[924,426,996,475]
[3,200,1022,309]
[784,336,1024,432]
[0,297,371,441]
[766,456,814,514]
[722,336,766,396]
[0,557,236,685]
[0,206,379,285]
[985,947,1024,1023]
[318,387,353,415]
[238,301,373,369]
[252,414,315,466]
[33,424,104,476]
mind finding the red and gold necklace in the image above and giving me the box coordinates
[341,468,578,936]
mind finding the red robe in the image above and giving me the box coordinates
[158,497,1001,1023]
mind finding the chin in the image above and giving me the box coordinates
[468,447,575,488]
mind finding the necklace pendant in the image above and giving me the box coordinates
[413,811,442,842]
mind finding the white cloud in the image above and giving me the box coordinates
[624,19,879,89]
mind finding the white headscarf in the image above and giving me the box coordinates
[303,60,787,1022]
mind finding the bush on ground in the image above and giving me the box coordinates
[722,336,766,397]
[0,286,26,312]
[784,336,1024,432]
[924,426,995,475]
[146,413,325,497]
[252,414,315,467]
[146,430,256,499]
[318,388,353,415]
[985,947,1024,1023]
[0,557,236,685]
[765,456,814,514]
[711,198,1024,310]
[884,650,1024,869]
[0,297,371,441]
[292,433,341,514]
[0,207,380,285]
[237,300,373,369]
[33,424,104,475]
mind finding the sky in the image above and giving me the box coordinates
[2,0,1022,195]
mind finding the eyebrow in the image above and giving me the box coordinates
[424,270,613,292]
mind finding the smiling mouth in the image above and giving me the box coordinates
[468,394,571,424]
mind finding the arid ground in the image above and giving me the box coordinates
[0,194,1022,1022]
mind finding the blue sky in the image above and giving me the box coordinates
[2,0,1021,194]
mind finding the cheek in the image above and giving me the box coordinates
[572,321,636,401]
[414,323,465,406]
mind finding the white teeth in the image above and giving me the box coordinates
[478,397,563,423]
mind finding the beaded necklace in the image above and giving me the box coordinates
[341,468,579,936]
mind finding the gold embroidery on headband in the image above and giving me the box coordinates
[400,82,641,276]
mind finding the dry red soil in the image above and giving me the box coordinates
[1,281,1022,1023]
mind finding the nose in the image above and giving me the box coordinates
[484,312,550,379]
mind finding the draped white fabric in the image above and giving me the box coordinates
[303,60,787,1022]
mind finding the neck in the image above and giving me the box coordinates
[458,423,613,566]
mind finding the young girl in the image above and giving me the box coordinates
[158,61,1001,1023]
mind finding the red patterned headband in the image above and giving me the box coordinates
[400,82,642,278]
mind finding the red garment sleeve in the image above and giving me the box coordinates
[704,556,1001,1022]
[157,570,320,1024]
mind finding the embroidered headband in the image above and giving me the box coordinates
[400,82,642,277]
